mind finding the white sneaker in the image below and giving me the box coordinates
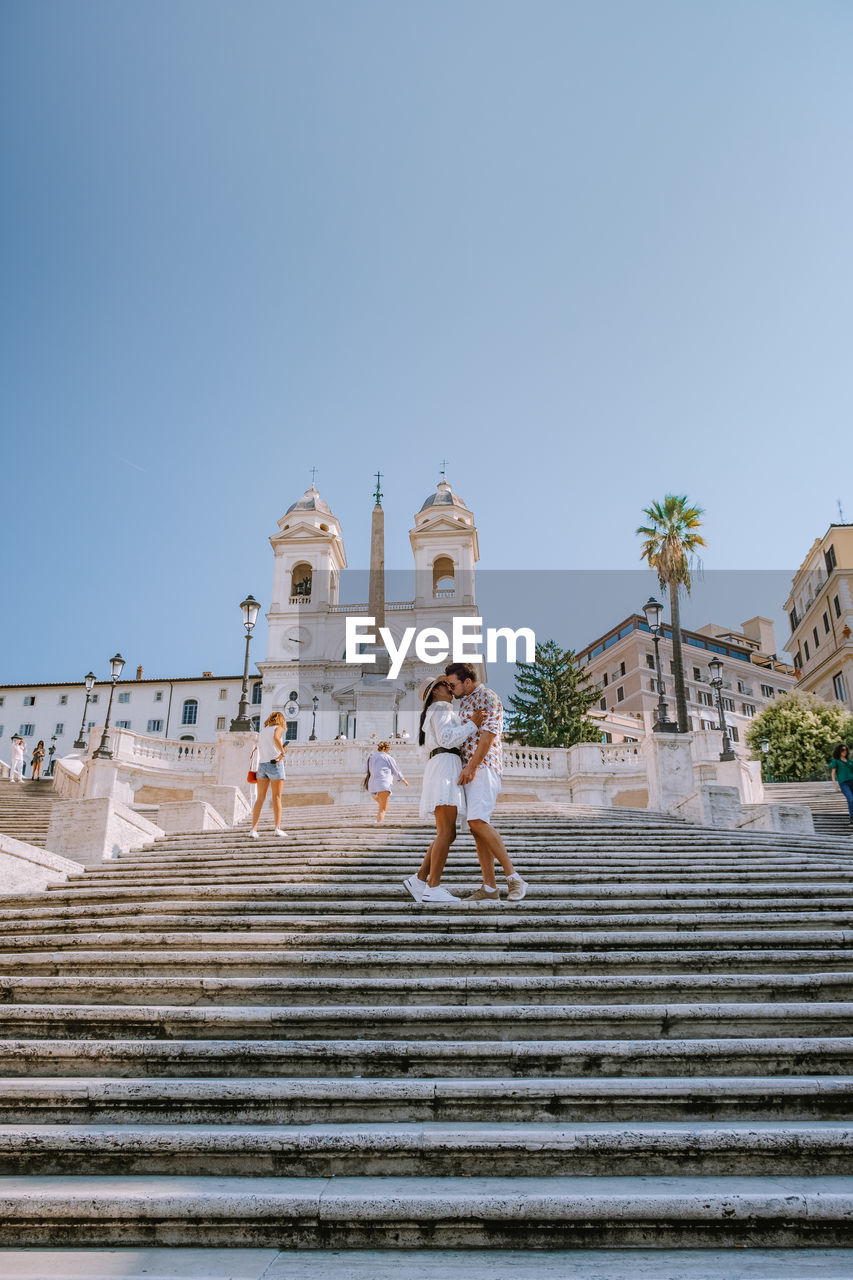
[274,828,288,838]
[403,875,427,902]
[421,884,459,904]
[249,829,259,839]
[506,873,528,901]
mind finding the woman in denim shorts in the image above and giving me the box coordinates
[250,711,289,838]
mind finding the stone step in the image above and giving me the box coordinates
[8,893,853,925]
[3,946,849,976]
[1,1000,850,1041]
[3,1246,853,1280]
[5,926,851,954]
[62,869,852,888]
[2,1036,851,1078]
[0,1175,850,1247]
[5,910,853,939]
[5,1075,851,1124]
[3,972,850,1006]
[24,881,853,910]
[3,1120,853,1178]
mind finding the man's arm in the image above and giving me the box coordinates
[458,730,494,785]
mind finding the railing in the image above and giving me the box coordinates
[288,596,312,606]
[504,746,554,774]
[434,589,456,599]
[600,743,643,765]
[110,729,217,774]
[0,760,9,781]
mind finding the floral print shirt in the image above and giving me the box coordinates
[458,684,504,775]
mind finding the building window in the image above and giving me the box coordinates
[251,682,262,705]
[59,694,68,705]
[737,681,748,693]
[833,673,847,702]
[147,719,163,733]
[616,686,624,702]
[251,716,261,732]
[794,651,802,670]
[693,667,701,680]
[825,544,837,574]
[761,684,774,698]
[216,716,226,731]
[789,607,799,632]
[813,627,820,649]
[55,723,64,736]
[669,661,676,674]
[181,699,198,726]
[599,697,607,711]
[23,696,35,706]
[646,654,655,668]
[0,697,4,706]
[824,612,831,635]
[154,691,163,702]
[741,703,755,717]
[180,735,195,742]
[730,726,740,742]
[19,724,34,736]
[219,688,228,700]
[602,672,608,687]
[90,694,99,704]
[619,662,626,677]
[804,640,810,661]
[649,679,656,692]
[115,720,131,729]
[834,595,841,619]
[118,692,130,704]
[722,697,735,712]
[699,691,713,706]
[285,721,298,741]
[701,719,716,730]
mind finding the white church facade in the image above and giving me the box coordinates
[259,477,483,742]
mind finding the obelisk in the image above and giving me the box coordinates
[356,472,395,737]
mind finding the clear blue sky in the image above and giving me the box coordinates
[2,0,851,685]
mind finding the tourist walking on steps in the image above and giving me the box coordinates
[366,740,408,823]
[249,711,289,839]
[444,661,529,902]
[404,676,486,905]
[9,735,25,783]
[830,743,853,824]
[30,740,45,781]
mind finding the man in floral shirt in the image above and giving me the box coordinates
[444,662,529,902]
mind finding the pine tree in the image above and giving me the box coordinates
[507,639,602,747]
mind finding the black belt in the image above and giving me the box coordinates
[429,747,462,759]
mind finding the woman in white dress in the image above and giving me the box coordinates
[403,676,484,905]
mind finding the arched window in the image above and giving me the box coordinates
[251,681,262,705]
[290,562,313,600]
[251,715,260,732]
[181,698,198,726]
[433,556,455,597]
[180,735,195,742]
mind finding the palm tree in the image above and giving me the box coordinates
[636,495,706,734]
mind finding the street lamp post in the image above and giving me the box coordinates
[708,655,736,761]
[230,594,261,732]
[309,694,319,741]
[73,672,97,749]
[93,654,126,760]
[760,735,771,782]
[47,734,57,777]
[642,597,676,733]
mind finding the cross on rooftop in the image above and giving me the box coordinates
[374,471,383,505]
[310,466,318,489]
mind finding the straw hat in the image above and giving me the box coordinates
[418,674,448,704]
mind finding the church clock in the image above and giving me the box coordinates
[283,625,310,659]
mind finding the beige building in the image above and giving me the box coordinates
[784,523,853,708]
[576,613,796,754]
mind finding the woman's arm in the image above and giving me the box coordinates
[432,702,479,749]
[273,726,285,762]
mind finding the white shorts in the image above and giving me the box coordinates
[464,764,502,823]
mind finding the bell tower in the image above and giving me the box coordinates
[409,474,479,608]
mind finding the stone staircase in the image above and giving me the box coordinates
[766,782,853,842]
[0,805,851,1268]
[0,778,59,848]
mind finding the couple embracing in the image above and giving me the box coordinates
[404,661,529,906]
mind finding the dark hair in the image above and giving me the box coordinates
[444,662,478,684]
[418,681,448,745]
[832,743,848,760]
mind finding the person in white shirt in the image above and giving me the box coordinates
[403,676,485,905]
[249,711,289,839]
[366,741,408,824]
[9,736,25,783]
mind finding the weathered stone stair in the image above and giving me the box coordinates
[0,778,59,848]
[0,806,851,1262]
